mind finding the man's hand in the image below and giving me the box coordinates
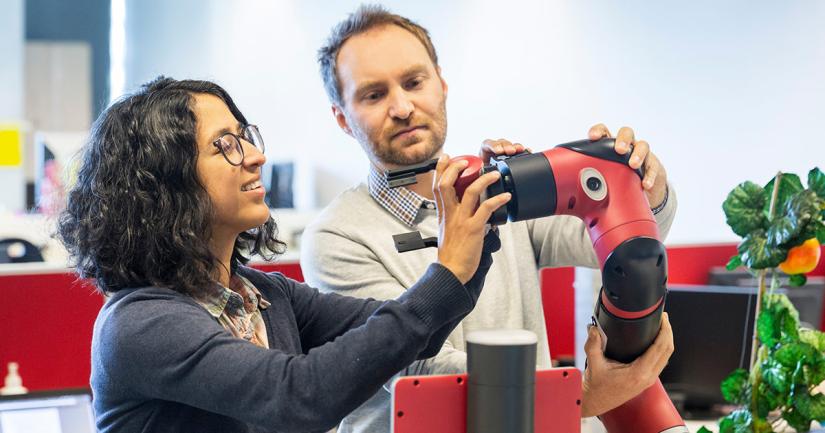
[580,313,675,418]
[433,154,511,284]
[588,125,668,209]
[479,138,528,164]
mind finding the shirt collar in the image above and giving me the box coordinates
[367,164,435,227]
[197,274,270,319]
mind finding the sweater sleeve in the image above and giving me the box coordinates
[301,218,501,376]
[422,230,500,358]
[528,181,678,268]
[287,230,500,360]
[101,258,494,433]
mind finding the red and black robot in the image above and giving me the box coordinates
[387,138,686,433]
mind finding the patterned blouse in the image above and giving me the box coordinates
[196,274,271,348]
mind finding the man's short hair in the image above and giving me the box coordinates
[317,4,439,107]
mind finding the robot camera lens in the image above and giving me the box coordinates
[586,177,602,191]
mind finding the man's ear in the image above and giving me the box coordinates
[437,66,448,98]
[332,105,354,137]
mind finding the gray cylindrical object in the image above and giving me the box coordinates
[466,329,537,433]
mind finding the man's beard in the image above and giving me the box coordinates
[373,131,444,166]
[355,101,448,168]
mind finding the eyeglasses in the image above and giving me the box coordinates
[212,124,265,166]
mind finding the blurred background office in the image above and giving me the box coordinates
[1,0,824,430]
[2,0,824,248]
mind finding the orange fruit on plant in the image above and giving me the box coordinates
[779,238,821,274]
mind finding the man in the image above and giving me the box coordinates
[302,5,676,432]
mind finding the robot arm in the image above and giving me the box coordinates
[387,138,686,433]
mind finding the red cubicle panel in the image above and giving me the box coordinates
[666,243,738,285]
[0,262,304,392]
[539,268,576,361]
[0,272,101,392]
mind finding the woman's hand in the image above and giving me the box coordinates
[432,154,511,284]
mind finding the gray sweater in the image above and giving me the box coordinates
[300,182,677,433]
[90,238,498,433]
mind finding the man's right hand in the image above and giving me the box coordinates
[580,312,675,418]
[432,154,511,284]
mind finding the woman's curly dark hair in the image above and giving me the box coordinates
[57,77,286,298]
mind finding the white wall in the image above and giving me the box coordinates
[0,0,23,120]
[0,0,25,212]
[25,42,93,132]
[122,0,825,244]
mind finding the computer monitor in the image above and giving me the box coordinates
[708,268,825,329]
[263,162,294,209]
[0,389,95,433]
[660,285,757,418]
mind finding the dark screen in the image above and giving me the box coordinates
[660,285,757,415]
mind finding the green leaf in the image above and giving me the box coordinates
[788,388,825,430]
[800,329,825,352]
[763,293,801,337]
[721,368,749,404]
[798,331,825,384]
[809,167,825,200]
[782,309,801,342]
[719,409,752,433]
[765,173,804,217]
[757,295,801,347]
[798,219,825,246]
[757,382,782,418]
[817,226,825,244]
[762,189,825,255]
[774,343,825,388]
[808,392,825,421]
[696,427,714,433]
[804,362,825,386]
[758,311,780,348]
[738,230,787,269]
[767,216,796,247]
[718,416,733,433]
[765,293,801,324]
[775,342,821,369]
[793,387,814,418]
[783,405,814,432]
[726,254,743,271]
[762,359,790,395]
[724,181,768,237]
[782,190,825,248]
[790,274,808,287]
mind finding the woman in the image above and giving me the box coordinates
[57,77,510,433]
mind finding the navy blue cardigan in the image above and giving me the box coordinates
[90,233,499,433]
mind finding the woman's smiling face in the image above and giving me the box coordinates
[193,93,270,237]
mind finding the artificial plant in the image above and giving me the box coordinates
[697,168,825,433]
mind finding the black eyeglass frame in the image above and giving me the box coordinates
[211,124,265,166]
